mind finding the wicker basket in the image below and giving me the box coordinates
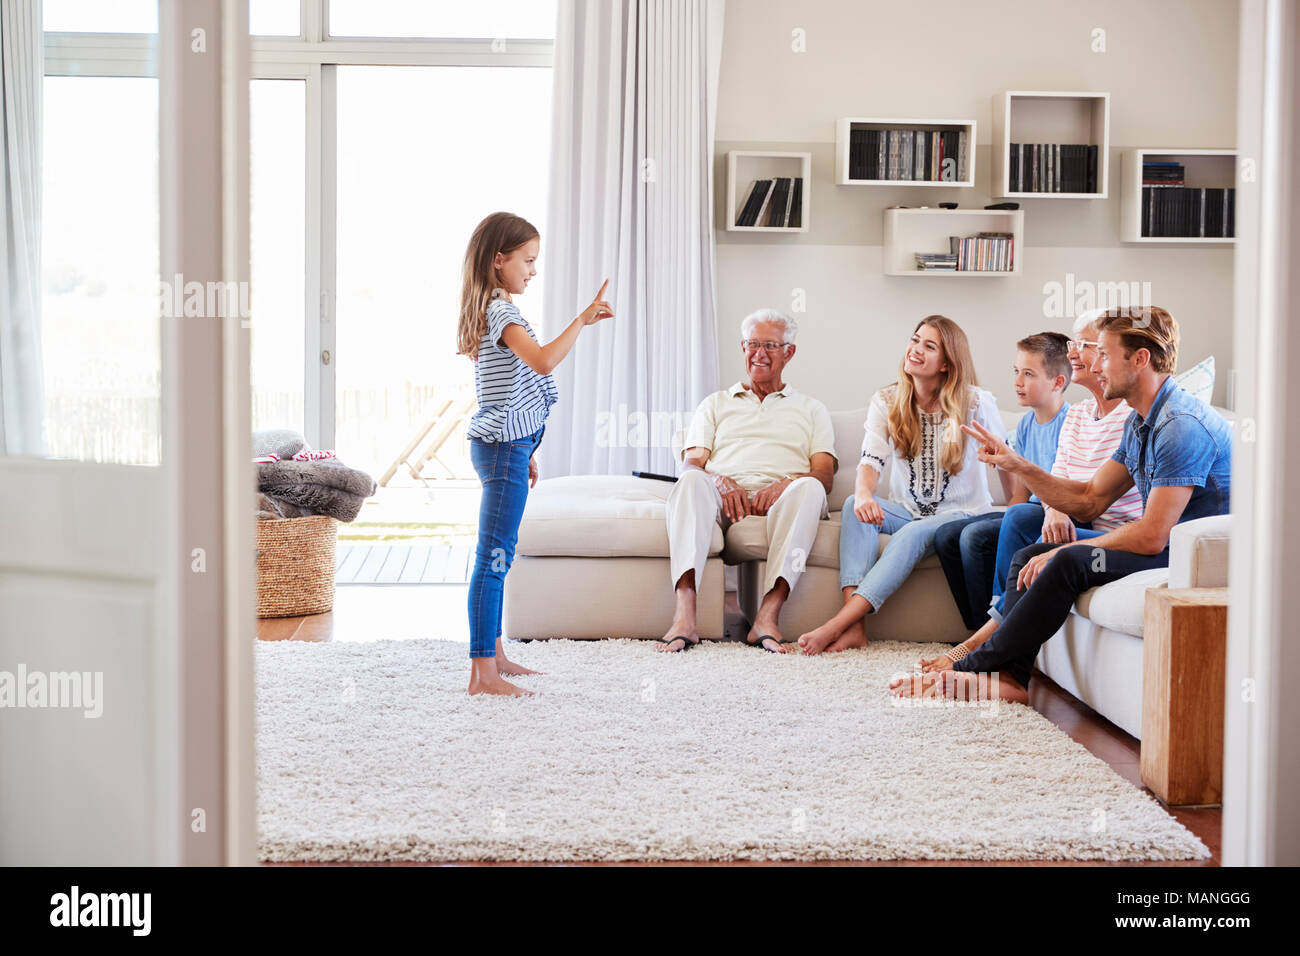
[256,515,338,618]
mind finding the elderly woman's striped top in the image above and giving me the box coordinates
[466,290,558,443]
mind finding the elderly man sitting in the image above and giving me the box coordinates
[657,309,837,653]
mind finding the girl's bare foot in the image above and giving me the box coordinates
[497,658,541,676]
[918,619,998,672]
[468,658,534,696]
[495,638,542,675]
[796,621,842,656]
[824,620,868,652]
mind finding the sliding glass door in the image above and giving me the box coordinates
[250,78,307,434]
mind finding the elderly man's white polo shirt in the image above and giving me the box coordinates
[682,381,837,493]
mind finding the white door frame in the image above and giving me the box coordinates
[158,0,255,866]
[1223,0,1300,866]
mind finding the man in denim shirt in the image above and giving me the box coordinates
[892,306,1231,702]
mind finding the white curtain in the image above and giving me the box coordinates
[0,0,45,457]
[541,0,724,477]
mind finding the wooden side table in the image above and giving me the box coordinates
[1140,587,1229,806]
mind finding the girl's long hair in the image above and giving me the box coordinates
[456,212,540,360]
[886,315,978,474]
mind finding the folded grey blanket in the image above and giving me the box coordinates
[253,428,309,460]
[257,458,377,523]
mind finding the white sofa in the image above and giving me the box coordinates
[505,404,1231,739]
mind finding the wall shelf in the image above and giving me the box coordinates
[834,117,977,187]
[883,207,1023,276]
[725,151,811,232]
[1119,148,1236,243]
[992,91,1110,198]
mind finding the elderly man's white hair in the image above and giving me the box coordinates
[740,308,798,344]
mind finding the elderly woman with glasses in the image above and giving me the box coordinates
[655,308,837,653]
[915,307,1147,673]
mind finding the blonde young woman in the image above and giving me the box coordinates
[795,316,1010,655]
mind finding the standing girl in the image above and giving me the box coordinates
[456,212,613,696]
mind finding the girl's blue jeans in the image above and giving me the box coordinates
[838,494,975,612]
[467,425,544,659]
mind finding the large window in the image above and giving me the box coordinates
[43,0,157,33]
[40,0,554,486]
[250,79,307,433]
[333,65,552,479]
[41,76,160,464]
[328,0,556,39]
[42,0,301,36]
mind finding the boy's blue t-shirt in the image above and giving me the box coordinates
[1013,403,1069,504]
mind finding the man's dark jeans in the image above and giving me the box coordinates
[953,541,1170,687]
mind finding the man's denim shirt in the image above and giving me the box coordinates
[1110,375,1232,526]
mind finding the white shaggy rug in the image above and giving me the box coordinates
[255,638,1210,862]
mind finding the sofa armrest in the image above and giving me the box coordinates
[1168,515,1231,589]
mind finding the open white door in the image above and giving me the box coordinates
[0,0,254,866]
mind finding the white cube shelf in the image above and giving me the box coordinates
[1120,148,1236,243]
[835,117,977,187]
[726,151,811,232]
[992,91,1110,198]
[883,207,1024,277]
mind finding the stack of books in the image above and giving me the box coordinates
[1141,186,1234,238]
[914,252,958,271]
[849,128,969,182]
[735,177,804,227]
[1143,161,1185,187]
[1008,143,1099,193]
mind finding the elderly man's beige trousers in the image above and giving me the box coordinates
[667,471,829,597]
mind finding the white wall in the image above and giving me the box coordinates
[713,0,1238,411]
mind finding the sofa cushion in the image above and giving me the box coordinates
[722,509,943,573]
[828,408,868,513]
[516,475,723,558]
[1168,514,1231,588]
[1072,567,1170,638]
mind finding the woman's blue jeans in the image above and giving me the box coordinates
[838,494,974,612]
[467,426,544,658]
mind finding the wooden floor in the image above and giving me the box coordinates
[336,543,472,585]
[257,587,1221,867]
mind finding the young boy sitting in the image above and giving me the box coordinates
[934,332,1071,629]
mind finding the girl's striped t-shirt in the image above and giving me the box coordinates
[467,293,558,443]
[1051,397,1145,531]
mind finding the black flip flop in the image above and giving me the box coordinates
[745,634,797,653]
[654,635,697,652]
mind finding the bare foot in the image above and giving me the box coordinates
[918,648,963,673]
[497,657,541,676]
[468,658,534,696]
[796,622,842,656]
[468,673,534,697]
[919,620,997,671]
[823,620,868,653]
[496,638,542,675]
[887,669,1028,704]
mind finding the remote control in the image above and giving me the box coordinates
[632,470,679,483]
[984,202,1021,210]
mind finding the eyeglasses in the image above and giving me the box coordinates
[1066,339,1100,352]
[742,340,789,353]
